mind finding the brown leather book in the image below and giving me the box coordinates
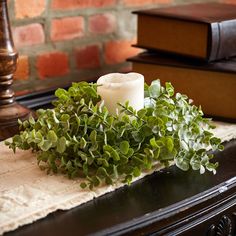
[128,52,236,120]
[134,3,236,62]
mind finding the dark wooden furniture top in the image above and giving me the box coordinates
[1,89,236,235]
[0,0,235,234]
[0,88,235,236]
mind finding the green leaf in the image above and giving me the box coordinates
[133,167,141,177]
[47,130,58,144]
[141,125,153,137]
[149,80,161,98]
[55,88,68,99]
[61,114,70,122]
[83,163,88,176]
[103,145,120,161]
[39,140,52,151]
[80,137,87,149]
[132,131,143,142]
[80,182,87,189]
[165,137,174,152]
[206,162,218,175]
[154,147,160,159]
[120,141,130,155]
[176,157,189,171]
[150,137,158,148]
[91,176,100,187]
[165,82,174,96]
[105,176,113,185]
[29,116,35,125]
[127,148,134,158]
[90,130,97,144]
[111,149,120,161]
[137,109,147,118]
[124,175,133,185]
[113,165,118,179]
[133,156,145,165]
[37,152,49,163]
[97,167,108,178]
[57,137,67,153]
[75,114,81,126]
[97,158,109,167]
[190,158,201,170]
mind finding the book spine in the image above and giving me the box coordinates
[208,23,220,61]
[218,20,236,59]
[210,20,236,61]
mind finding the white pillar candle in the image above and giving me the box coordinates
[97,72,144,114]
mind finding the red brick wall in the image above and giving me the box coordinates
[7,0,223,93]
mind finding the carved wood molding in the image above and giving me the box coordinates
[208,213,236,236]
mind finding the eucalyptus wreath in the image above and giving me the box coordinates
[5,80,223,189]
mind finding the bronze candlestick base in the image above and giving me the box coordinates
[0,103,30,127]
[0,103,31,141]
[0,0,31,140]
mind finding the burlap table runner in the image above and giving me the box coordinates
[0,121,236,235]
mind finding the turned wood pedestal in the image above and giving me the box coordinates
[0,0,30,140]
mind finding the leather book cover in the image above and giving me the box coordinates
[134,3,236,62]
[128,51,236,74]
[128,52,236,119]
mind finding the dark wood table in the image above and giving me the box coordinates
[1,89,236,236]
[2,140,235,236]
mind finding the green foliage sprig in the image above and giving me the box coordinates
[5,80,223,189]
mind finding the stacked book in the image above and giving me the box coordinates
[128,2,236,120]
